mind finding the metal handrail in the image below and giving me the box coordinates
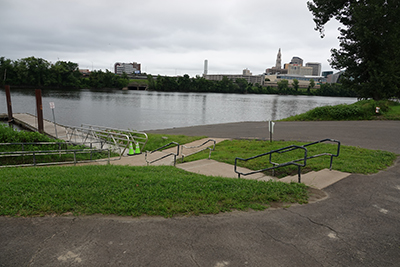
[145,142,180,166]
[0,147,111,168]
[0,142,68,152]
[62,125,129,157]
[302,138,340,170]
[235,145,307,180]
[81,124,148,152]
[234,139,341,182]
[181,139,216,162]
[274,139,341,170]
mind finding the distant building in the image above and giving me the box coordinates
[266,48,288,75]
[321,71,333,78]
[288,64,313,76]
[243,68,252,76]
[264,74,326,88]
[290,56,303,66]
[204,69,265,85]
[328,71,344,83]
[79,69,91,77]
[306,62,322,76]
[114,62,141,75]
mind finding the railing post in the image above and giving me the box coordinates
[298,165,301,183]
[5,85,13,123]
[35,89,44,134]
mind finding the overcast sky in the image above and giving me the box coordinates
[0,0,342,77]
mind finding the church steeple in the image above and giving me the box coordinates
[275,48,282,69]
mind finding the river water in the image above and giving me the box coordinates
[1,88,357,131]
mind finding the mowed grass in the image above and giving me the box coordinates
[0,165,308,217]
[185,140,397,177]
[144,133,207,152]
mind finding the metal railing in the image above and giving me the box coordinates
[145,142,180,166]
[0,142,111,168]
[81,124,148,152]
[234,139,341,182]
[181,139,216,162]
[61,125,131,157]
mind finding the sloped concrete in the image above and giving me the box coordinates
[280,168,351,189]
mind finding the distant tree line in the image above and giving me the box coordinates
[0,56,129,89]
[147,75,358,97]
[0,56,357,97]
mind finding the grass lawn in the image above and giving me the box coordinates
[144,133,207,152]
[0,165,308,217]
[184,139,397,178]
[281,99,400,121]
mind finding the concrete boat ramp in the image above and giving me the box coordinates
[5,113,350,189]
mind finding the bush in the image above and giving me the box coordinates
[281,99,399,121]
[0,124,54,143]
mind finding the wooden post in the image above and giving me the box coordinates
[35,89,44,133]
[5,85,13,122]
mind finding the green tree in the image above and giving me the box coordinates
[307,0,400,100]
[235,78,250,94]
[48,61,81,88]
[292,79,299,91]
[309,79,315,89]
[277,79,289,94]
[0,57,16,86]
[177,74,191,92]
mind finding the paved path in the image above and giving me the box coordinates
[147,120,400,153]
[1,121,400,266]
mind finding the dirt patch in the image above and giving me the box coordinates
[307,187,328,203]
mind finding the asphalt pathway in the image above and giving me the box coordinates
[1,121,400,266]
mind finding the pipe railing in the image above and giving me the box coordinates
[234,139,341,183]
[0,144,111,168]
[145,142,180,166]
[61,125,130,157]
[81,124,148,152]
[181,139,216,162]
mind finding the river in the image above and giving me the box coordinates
[1,88,357,131]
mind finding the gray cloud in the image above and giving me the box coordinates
[0,0,343,76]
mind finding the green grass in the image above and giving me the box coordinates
[0,165,308,217]
[184,140,397,177]
[129,79,148,85]
[281,99,400,121]
[0,124,116,165]
[144,133,207,152]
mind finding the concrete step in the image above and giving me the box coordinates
[176,159,277,181]
[279,169,351,189]
[161,137,228,156]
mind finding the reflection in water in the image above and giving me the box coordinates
[0,89,357,131]
[270,96,278,121]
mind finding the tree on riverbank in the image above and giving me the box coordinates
[147,74,357,97]
[307,0,400,100]
[0,56,129,89]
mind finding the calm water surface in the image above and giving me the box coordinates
[1,88,357,131]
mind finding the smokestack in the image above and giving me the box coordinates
[204,59,208,75]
